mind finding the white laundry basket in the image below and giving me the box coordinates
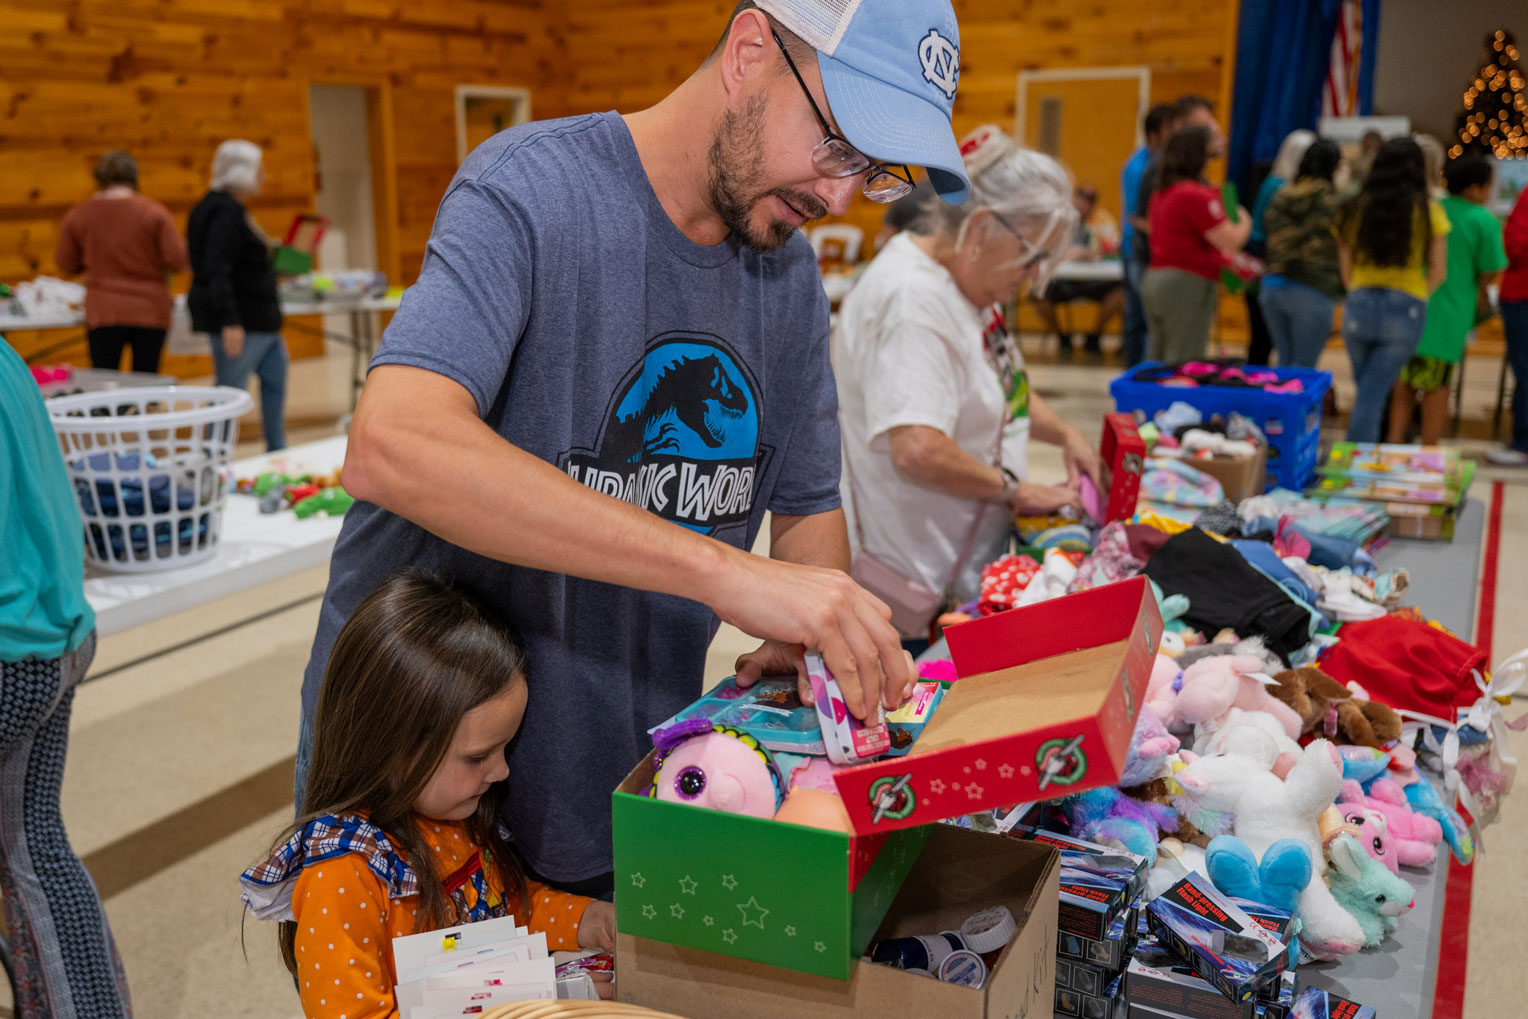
[48,386,254,573]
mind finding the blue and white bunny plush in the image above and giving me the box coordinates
[1324,833,1416,947]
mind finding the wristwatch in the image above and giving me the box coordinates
[995,467,1019,505]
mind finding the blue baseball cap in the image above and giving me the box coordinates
[758,0,970,205]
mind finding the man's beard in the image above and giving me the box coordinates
[708,94,827,253]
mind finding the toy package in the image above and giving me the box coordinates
[1288,987,1377,1019]
[1056,863,1133,941]
[805,650,890,764]
[1059,898,1138,971]
[664,676,828,755]
[1055,964,1125,1019]
[1145,874,1289,1005]
[1016,826,1149,900]
[882,679,947,757]
[1126,940,1252,1019]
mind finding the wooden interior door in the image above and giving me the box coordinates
[1018,74,1144,223]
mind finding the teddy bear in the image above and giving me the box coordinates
[1268,667,1402,748]
[1174,739,1365,958]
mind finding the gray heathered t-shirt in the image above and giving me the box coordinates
[301,112,841,881]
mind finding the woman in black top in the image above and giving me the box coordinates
[187,139,287,450]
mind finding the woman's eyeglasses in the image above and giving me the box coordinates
[989,212,1050,268]
[772,31,915,204]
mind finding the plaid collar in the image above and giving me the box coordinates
[239,813,417,922]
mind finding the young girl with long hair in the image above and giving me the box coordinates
[1334,136,1451,442]
[241,573,615,1015]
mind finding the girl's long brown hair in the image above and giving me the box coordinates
[263,572,529,977]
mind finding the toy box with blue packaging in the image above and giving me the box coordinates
[612,576,1162,981]
[1145,874,1290,1006]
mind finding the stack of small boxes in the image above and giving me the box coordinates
[1013,828,1146,1019]
[1128,872,1297,1019]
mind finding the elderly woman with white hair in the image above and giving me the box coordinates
[832,126,1105,652]
[187,139,287,450]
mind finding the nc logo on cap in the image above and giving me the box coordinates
[918,29,959,101]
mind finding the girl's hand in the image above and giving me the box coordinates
[579,900,616,953]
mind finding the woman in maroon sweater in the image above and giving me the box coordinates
[55,150,188,373]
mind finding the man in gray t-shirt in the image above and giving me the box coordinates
[298,0,972,886]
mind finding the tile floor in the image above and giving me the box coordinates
[11,332,1528,1018]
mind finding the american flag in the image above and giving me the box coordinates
[1322,0,1363,118]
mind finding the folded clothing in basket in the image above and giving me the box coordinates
[71,451,214,556]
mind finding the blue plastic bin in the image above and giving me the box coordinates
[1109,363,1332,492]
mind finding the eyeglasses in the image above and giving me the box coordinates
[989,212,1049,268]
[771,31,915,204]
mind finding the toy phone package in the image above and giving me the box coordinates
[804,650,890,765]
[1145,874,1289,1006]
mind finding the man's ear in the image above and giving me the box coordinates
[717,8,774,98]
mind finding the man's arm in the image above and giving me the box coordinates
[732,508,916,710]
[344,365,910,717]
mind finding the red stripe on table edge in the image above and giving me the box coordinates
[1431,479,1504,1019]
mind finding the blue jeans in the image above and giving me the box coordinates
[1121,258,1148,368]
[210,330,288,451]
[1259,279,1338,369]
[1342,287,1426,442]
[1503,299,1528,452]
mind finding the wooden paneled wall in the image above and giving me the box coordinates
[2,0,1240,371]
[539,0,1239,259]
[0,0,553,371]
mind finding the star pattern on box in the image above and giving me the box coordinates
[678,875,697,895]
[737,896,769,929]
[929,778,946,794]
[975,759,987,770]
[721,874,737,890]
[722,928,738,944]
[963,766,971,775]
[703,915,715,927]
[630,872,646,889]
[785,926,798,937]
[670,903,685,919]
[965,782,985,800]
[998,763,1015,779]
[642,904,657,920]
[814,941,827,953]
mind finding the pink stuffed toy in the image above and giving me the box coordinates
[1172,655,1304,740]
[1339,778,1443,868]
[1325,798,1398,875]
[1146,654,1187,731]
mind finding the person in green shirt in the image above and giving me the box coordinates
[1387,156,1507,444]
[0,338,132,1017]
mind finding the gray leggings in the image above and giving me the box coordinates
[1142,267,1218,364]
[0,633,132,1018]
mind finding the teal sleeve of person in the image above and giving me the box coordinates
[0,338,95,661]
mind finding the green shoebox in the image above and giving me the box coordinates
[614,576,1160,980]
[612,752,930,980]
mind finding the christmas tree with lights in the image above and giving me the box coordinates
[1450,29,1528,159]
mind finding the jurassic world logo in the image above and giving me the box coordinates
[560,334,769,535]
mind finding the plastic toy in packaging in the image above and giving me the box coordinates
[805,650,889,765]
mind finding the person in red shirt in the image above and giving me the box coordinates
[55,150,189,373]
[1140,125,1251,363]
[1487,186,1528,465]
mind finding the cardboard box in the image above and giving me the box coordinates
[616,825,1060,1018]
[613,577,1160,978]
[1188,442,1268,502]
[1059,902,1136,970]
[1126,941,1252,1019]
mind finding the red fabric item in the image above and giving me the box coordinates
[1318,614,1487,720]
[1124,524,1172,562]
[978,554,1041,614]
[1148,181,1228,281]
[1501,187,1528,303]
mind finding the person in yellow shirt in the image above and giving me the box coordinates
[241,573,616,1017]
[1334,137,1450,442]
